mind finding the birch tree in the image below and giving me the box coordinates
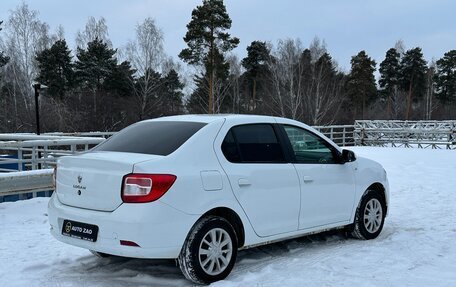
[0,21,10,68]
[76,17,111,49]
[304,52,345,125]
[2,3,53,127]
[267,38,304,119]
[125,17,165,119]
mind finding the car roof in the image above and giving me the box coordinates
[147,114,281,124]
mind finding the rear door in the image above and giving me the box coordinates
[215,120,300,237]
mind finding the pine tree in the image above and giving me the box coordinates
[241,41,270,111]
[399,47,427,119]
[160,69,184,115]
[346,51,377,119]
[0,21,9,68]
[179,0,239,113]
[379,48,401,119]
[74,38,118,116]
[74,38,117,91]
[104,60,135,97]
[36,39,74,100]
[434,50,456,104]
[186,76,208,114]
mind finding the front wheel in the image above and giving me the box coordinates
[178,216,238,284]
[351,190,386,240]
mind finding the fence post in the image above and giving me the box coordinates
[43,145,48,168]
[17,147,23,171]
[451,122,455,150]
[342,127,346,146]
[31,146,37,170]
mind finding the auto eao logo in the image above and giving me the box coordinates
[78,175,82,183]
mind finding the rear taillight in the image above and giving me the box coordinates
[121,174,176,203]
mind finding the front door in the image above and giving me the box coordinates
[280,124,356,230]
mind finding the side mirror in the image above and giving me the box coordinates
[341,149,356,163]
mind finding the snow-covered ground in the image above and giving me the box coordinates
[1,147,455,286]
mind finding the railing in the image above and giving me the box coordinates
[354,120,456,149]
[0,134,107,202]
[0,169,53,196]
[0,134,106,172]
[42,131,114,138]
[313,125,355,147]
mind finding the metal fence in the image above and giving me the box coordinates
[42,131,114,138]
[313,125,355,147]
[354,120,456,149]
[0,134,106,172]
[0,134,108,202]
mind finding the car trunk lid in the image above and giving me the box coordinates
[56,151,162,211]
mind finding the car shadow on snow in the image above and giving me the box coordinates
[46,229,390,286]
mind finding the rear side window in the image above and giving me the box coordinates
[222,124,285,163]
[92,121,206,156]
[221,130,241,162]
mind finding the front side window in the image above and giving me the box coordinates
[221,124,285,163]
[283,125,337,164]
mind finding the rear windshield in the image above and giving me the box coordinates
[92,121,206,156]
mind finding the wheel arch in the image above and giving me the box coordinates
[199,207,245,248]
[366,182,388,213]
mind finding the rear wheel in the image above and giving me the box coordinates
[178,216,238,284]
[351,190,386,240]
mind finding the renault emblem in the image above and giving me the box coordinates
[77,175,82,183]
[65,221,72,233]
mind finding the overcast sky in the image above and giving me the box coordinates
[1,0,455,72]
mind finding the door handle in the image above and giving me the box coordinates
[238,178,251,187]
[303,176,313,183]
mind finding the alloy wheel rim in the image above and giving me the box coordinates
[363,198,383,233]
[198,228,233,276]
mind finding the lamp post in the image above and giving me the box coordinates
[33,83,41,135]
[32,82,48,169]
[33,82,48,135]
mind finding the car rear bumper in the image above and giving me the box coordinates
[48,193,199,259]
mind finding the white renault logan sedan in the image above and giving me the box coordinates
[48,115,389,284]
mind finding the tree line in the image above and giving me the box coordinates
[0,1,455,133]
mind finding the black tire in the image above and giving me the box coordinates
[351,190,386,240]
[178,216,238,284]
